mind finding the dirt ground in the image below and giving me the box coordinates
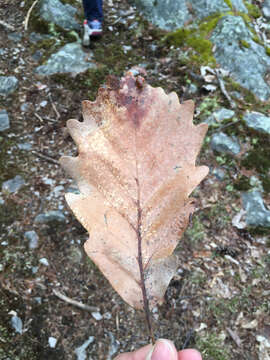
[0,0,269,359]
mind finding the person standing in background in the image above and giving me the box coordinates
[82,0,103,46]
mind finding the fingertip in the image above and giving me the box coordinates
[150,339,178,360]
[178,349,202,360]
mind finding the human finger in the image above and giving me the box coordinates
[114,344,153,360]
[178,349,202,360]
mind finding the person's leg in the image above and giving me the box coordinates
[82,0,103,22]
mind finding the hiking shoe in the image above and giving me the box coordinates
[88,19,102,36]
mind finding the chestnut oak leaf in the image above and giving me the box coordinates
[60,73,208,309]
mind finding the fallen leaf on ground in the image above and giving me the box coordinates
[60,72,208,309]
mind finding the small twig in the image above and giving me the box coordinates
[215,70,236,109]
[48,93,60,120]
[23,0,39,31]
[211,120,240,134]
[53,289,100,312]
[34,112,44,123]
[226,327,242,347]
[32,150,59,165]
[182,329,194,349]
[0,20,16,32]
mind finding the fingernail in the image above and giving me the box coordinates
[146,339,175,360]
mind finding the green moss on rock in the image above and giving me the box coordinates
[224,0,233,9]
[244,1,262,18]
[240,39,250,48]
[166,26,216,66]
[266,47,270,56]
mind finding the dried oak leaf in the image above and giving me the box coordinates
[60,73,208,309]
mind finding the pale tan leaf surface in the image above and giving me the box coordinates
[60,73,208,309]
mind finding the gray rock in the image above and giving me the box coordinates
[34,210,66,224]
[205,107,235,125]
[29,32,52,43]
[18,142,32,150]
[132,0,191,30]
[7,33,22,42]
[2,175,25,193]
[24,230,39,249]
[243,111,270,135]
[262,0,270,19]
[132,0,247,30]
[210,132,241,155]
[48,337,57,348]
[107,332,120,360]
[74,336,94,360]
[242,191,270,227]
[212,167,226,181]
[0,109,10,131]
[11,315,23,334]
[39,0,79,31]
[20,103,31,112]
[187,83,198,95]
[39,257,49,266]
[230,0,247,12]
[35,42,96,75]
[0,76,18,96]
[192,0,230,20]
[32,267,39,274]
[211,15,270,101]
[91,312,103,321]
[32,50,44,62]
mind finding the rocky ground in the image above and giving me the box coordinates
[0,0,270,359]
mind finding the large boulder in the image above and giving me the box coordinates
[132,0,247,30]
[243,111,270,135]
[132,0,270,101]
[211,15,270,102]
[242,191,270,228]
[35,42,97,75]
[38,0,80,31]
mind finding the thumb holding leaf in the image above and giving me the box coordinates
[114,339,202,360]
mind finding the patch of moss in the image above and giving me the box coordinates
[189,269,207,286]
[241,141,270,175]
[234,175,252,191]
[248,226,270,236]
[225,77,258,105]
[198,96,220,119]
[240,39,250,48]
[239,11,252,24]
[0,200,21,232]
[165,15,220,66]
[252,34,264,46]
[244,1,262,18]
[185,214,205,246]
[196,333,230,360]
[266,47,270,56]
[198,13,225,34]
[79,66,111,101]
[166,28,194,47]
[0,138,23,185]
[224,0,233,9]
[240,138,270,193]
[261,175,270,193]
